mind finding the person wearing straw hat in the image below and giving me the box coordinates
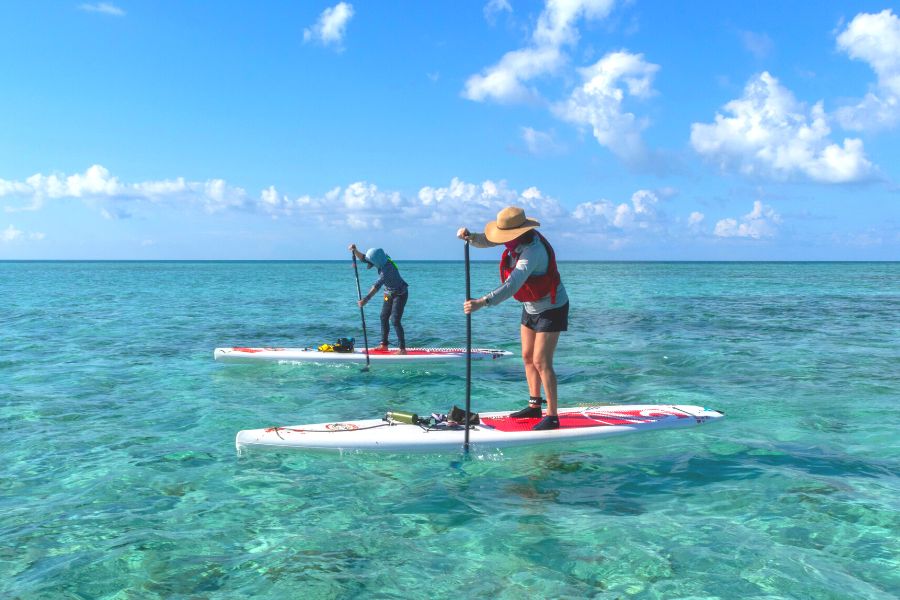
[457,206,569,430]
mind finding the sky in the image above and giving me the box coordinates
[1,0,899,260]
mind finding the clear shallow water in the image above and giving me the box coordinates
[1,261,898,599]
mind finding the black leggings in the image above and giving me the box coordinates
[380,290,408,348]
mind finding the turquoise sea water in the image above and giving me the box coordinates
[2,261,898,599]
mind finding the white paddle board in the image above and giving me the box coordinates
[235,404,724,453]
[214,346,513,364]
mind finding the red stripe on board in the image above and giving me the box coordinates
[365,348,438,355]
[364,348,479,355]
[480,409,686,432]
[232,347,285,353]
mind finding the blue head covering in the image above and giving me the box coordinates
[364,248,388,269]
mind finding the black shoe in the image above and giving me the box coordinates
[510,405,542,418]
[532,415,560,430]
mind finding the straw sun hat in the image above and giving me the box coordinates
[483,206,541,243]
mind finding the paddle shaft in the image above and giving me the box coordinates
[351,251,371,368]
[464,241,471,452]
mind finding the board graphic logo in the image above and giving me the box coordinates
[325,423,359,431]
[577,407,687,425]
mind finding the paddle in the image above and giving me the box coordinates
[351,249,371,372]
[464,240,472,454]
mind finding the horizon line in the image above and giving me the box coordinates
[2,259,898,264]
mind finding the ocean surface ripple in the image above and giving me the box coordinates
[1,261,898,599]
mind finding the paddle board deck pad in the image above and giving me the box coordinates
[214,346,513,364]
[235,405,724,453]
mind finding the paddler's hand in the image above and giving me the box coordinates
[358,298,367,308]
[456,227,470,241]
[348,243,357,252]
[463,297,486,314]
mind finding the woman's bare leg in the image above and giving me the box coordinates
[520,325,542,399]
[532,331,561,415]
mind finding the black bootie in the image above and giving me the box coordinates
[531,415,560,430]
[510,405,542,418]
[510,396,544,419]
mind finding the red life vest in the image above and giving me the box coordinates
[499,231,561,303]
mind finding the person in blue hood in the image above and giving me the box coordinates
[349,244,409,354]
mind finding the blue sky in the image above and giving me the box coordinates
[1,0,898,260]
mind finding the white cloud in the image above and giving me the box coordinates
[484,0,512,23]
[565,188,707,249]
[714,201,781,239]
[254,176,567,232]
[690,71,874,183]
[571,189,661,230]
[40,168,558,232]
[2,224,44,243]
[835,9,900,131]
[3,164,123,211]
[464,1,667,166]
[201,179,248,213]
[534,0,614,47]
[346,213,378,230]
[260,185,281,208]
[521,126,564,155]
[0,166,711,252]
[740,31,774,59]
[5,167,672,241]
[303,2,354,49]
[0,165,249,216]
[554,50,659,160]
[1,225,22,242]
[416,177,565,226]
[463,46,564,104]
[78,3,125,17]
[463,0,615,104]
[0,179,31,197]
[65,164,122,196]
[257,185,320,218]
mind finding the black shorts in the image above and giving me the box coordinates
[521,302,569,333]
